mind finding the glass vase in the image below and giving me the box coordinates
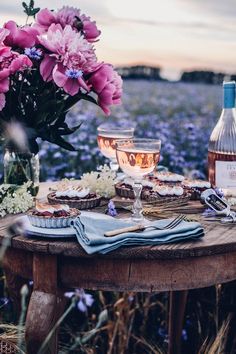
[3,149,40,196]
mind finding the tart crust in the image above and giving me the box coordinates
[28,208,80,228]
[47,192,101,210]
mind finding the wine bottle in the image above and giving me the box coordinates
[208,81,236,193]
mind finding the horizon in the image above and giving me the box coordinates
[0,0,235,80]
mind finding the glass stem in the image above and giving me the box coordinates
[109,160,119,172]
[132,182,144,223]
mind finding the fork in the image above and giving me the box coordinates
[104,214,186,237]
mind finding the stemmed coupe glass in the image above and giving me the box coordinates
[116,138,161,223]
[97,124,135,172]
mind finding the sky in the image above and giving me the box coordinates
[0,0,235,79]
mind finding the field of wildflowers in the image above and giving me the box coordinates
[0,80,221,182]
[41,80,221,180]
[2,81,235,354]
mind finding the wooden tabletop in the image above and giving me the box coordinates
[0,182,236,260]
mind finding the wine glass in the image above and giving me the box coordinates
[116,138,161,223]
[97,124,134,172]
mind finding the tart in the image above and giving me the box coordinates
[142,185,190,202]
[182,179,211,200]
[28,202,80,228]
[47,186,101,210]
[147,171,184,185]
[115,178,154,199]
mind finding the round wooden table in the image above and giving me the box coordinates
[1,183,236,354]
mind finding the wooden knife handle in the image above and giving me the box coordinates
[104,224,144,237]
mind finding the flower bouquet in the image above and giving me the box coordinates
[0,1,122,189]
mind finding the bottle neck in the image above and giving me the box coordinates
[223,87,235,109]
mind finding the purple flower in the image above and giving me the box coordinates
[24,46,42,60]
[202,208,216,217]
[182,329,188,341]
[65,288,94,313]
[65,68,83,79]
[107,200,117,217]
[0,297,9,308]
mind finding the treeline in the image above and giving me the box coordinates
[180,71,234,84]
[117,66,235,84]
[116,66,165,81]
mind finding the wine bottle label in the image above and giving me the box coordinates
[215,160,236,188]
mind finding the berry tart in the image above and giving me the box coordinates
[28,202,80,228]
[182,179,211,200]
[115,178,154,199]
[147,171,185,185]
[142,184,190,203]
[47,186,101,210]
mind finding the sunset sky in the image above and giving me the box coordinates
[0,0,235,79]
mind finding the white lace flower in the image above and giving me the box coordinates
[0,183,34,216]
[80,165,116,198]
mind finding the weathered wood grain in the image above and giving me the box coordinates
[59,251,236,292]
[168,290,188,354]
[25,253,66,354]
[1,182,236,260]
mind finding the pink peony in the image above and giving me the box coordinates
[0,68,10,93]
[9,54,32,73]
[38,24,98,95]
[88,64,123,115]
[35,6,100,42]
[0,38,32,94]
[0,44,12,93]
[3,21,38,48]
[0,92,6,111]
[0,28,10,44]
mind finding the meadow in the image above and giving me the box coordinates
[2,80,221,182]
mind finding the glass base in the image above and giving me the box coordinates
[121,216,151,226]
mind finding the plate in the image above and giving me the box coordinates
[22,211,104,239]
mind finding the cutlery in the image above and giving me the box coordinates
[104,214,186,237]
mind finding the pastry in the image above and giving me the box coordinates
[182,179,211,200]
[28,201,80,228]
[148,171,185,184]
[48,186,101,210]
[142,185,189,202]
[115,178,154,199]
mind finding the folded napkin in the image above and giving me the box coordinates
[71,213,204,254]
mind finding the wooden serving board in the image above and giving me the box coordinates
[112,196,205,214]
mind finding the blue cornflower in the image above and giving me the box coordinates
[24,47,42,60]
[107,200,117,217]
[202,208,216,217]
[65,68,83,79]
[182,329,188,341]
[65,288,94,313]
[0,297,9,308]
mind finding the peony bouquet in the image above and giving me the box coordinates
[0,1,122,153]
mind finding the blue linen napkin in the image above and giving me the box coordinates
[71,213,204,254]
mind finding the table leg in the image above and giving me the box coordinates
[168,290,188,354]
[25,254,66,354]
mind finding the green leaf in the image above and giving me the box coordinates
[63,92,97,114]
[58,122,82,136]
[35,99,66,125]
[31,8,40,16]
[51,134,76,151]
[22,0,39,17]
[22,2,28,10]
